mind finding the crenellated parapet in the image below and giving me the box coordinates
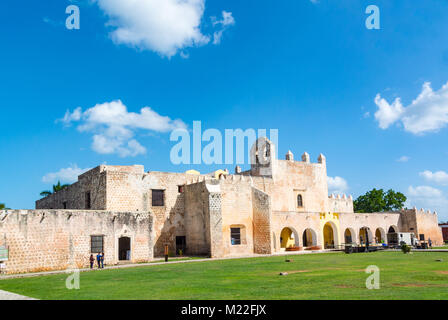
[328,194,354,213]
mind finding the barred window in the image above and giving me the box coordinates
[91,235,104,253]
[152,189,165,206]
[230,228,241,245]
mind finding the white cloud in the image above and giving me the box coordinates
[408,185,443,198]
[419,170,448,186]
[327,176,348,195]
[94,0,234,57]
[211,11,235,45]
[407,185,448,220]
[374,81,448,134]
[61,100,186,157]
[42,164,91,184]
[396,156,410,162]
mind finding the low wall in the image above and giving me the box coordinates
[0,210,153,274]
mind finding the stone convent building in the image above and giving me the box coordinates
[0,138,443,274]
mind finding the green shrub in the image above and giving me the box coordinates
[401,243,411,254]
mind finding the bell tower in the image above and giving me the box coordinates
[250,137,276,177]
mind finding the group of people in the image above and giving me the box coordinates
[89,252,105,269]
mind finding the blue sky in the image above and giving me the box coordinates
[1,0,448,220]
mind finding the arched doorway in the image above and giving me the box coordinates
[359,227,373,246]
[323,222,337,249]
[119,237,131,261]
[388,226,397,233]
[302,228,317,247]
[280,227,298,249]
[344,228,355,244]
[375,228,386,244]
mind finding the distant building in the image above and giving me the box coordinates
[0,138,444,274]
[439,223,448,243]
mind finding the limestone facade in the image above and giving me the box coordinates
[0,138,443,274]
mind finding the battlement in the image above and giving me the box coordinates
[281,150,326,166]
[329,194,353,201]
[401,207,438,216]
[328,194,354,214]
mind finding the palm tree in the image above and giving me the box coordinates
[40,181,70,197]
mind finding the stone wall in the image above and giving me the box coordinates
[252,188,272,254]
[184,181,211,256]
[0,209,153,274]
[36,166,108,210]
[400,208,444,245]
[329,195,354,214]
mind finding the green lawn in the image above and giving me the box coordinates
[1,251,448,300]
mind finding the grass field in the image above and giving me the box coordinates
[1,251,448,300]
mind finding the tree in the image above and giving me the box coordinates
[0,203,5,210]
[354,188,406,213]
[40,181,70,197]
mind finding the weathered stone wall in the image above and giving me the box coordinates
[219,178,255,257]
[329,196,354,213]
[105,165,145,211]
[400,209,444,245]
[36,166,108,210]
[184,181,211,256]
[138,171,191,256]
[207,183,224,258]
[248,158,329,214]
[0,210,153,274]
[252,188,272,254]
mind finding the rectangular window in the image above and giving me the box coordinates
[63,201,67,209]
[91,235,104,253]
[178,185,184,193]
[85,192,91,209]
[152,189,165,206]
[419,234,425,241]
[231,228,241,245]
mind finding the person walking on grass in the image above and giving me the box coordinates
[89,254,94,269]
[96,252,102,269]
[428,238,432,249]
[101,252,105,269]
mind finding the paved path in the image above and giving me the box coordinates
[0,249,338,280]
[0,289,37,300]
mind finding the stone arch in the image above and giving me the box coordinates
[375,227,386,244]
[323,222,339,249]
[388,225,398,233]
[359,227,373,246]
[280,227,299,249]
[302,228,317,247]
[344,228,356,244]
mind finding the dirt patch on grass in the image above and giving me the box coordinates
[285,270,310,274]
[435,271,448,275]
[392,283,428,287]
